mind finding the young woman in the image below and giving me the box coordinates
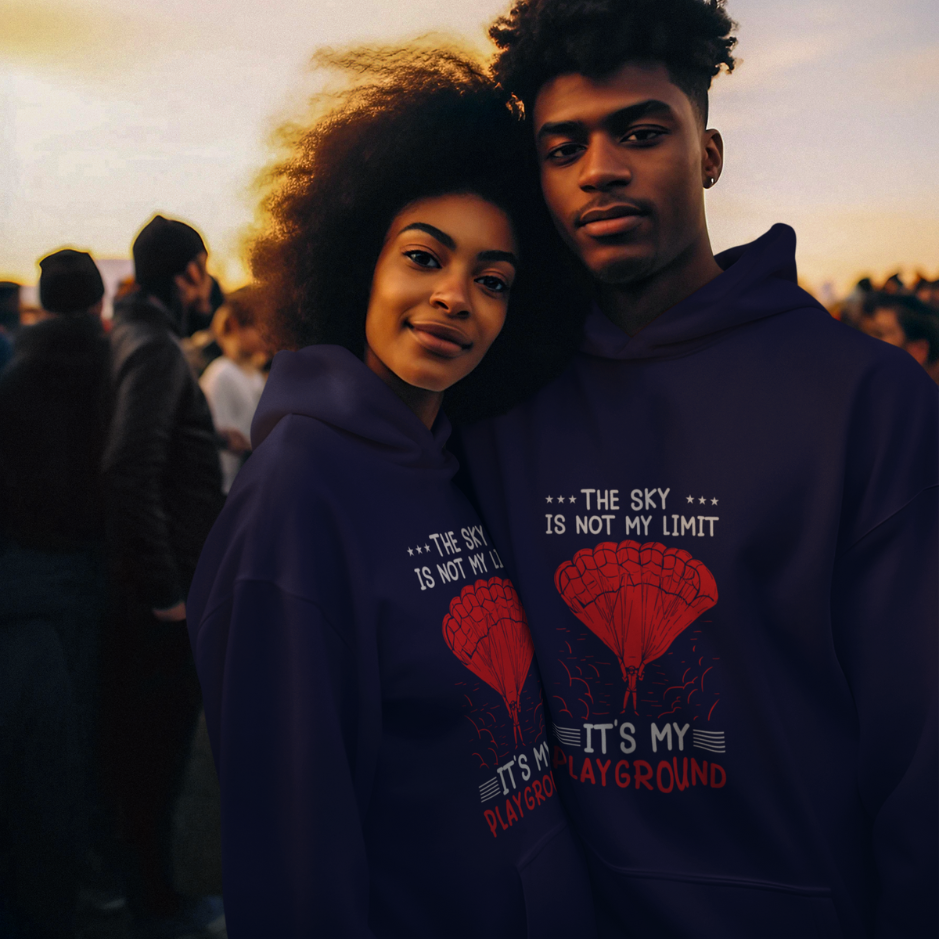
[186,50,591,937]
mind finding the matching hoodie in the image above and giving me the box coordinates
[458,225,938,938]
[186,345,595,938]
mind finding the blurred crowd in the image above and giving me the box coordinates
[0,216,936,939]
[836,272,939,384]
[0,218,270,939]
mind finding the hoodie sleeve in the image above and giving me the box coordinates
[830,354,938,938]
[193,579,375,938]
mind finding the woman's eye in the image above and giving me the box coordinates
[476,275,509,294]
[404,249,440,268]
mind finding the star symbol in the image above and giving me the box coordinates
[415,545,422,555]
[568,495,576,503]
[698,496,706,505]
[686,495,695,504]
[424,544,430,553]
[711,497,719,505]
[557,495,565,504]
[407,547,414,557]
[546,495,554,504]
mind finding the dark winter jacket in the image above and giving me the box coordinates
[104,291,223,608]
[0,313,110,551]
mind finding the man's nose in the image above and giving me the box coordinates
[578,135,632,192]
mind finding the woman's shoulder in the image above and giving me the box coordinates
[248,411,371,488]
[191,413,366,622]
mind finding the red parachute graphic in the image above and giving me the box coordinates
[443,577,534,746]
[554,541,718,713]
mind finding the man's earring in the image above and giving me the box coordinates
[704,176,715,188]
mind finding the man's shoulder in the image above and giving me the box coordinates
[109,307,186,374]
[762,306,937,396]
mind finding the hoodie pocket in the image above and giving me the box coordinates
[586,848,843,939]
[517,823,598,939]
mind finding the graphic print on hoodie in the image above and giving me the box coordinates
[186,345,595,939]
[458,225,938,938]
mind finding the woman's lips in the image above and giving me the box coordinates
[407,321,471,358]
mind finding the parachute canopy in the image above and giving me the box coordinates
[443,577,534,744]
[554,541,718,711]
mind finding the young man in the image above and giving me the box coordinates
[100,215,224,931]
[458,1,938,936]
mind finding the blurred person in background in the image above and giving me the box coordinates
[881,272,905,294]
[914,277,939,311]
[113,274,138,304]
[18,305,47,328]
[188,277,225,337]
[0,248,110,938]
[836,276,873,327]
[0,282,21,372]
[101,214,224,936]
[180,277,226,378]
[198,285,269,494]
[859,292,939,384]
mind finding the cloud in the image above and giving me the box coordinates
[864,42,939,103]
[0,0,173,80]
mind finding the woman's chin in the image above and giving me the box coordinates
[393,359,475,395]
[398,371,457,395]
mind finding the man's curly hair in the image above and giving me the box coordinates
[250,47,588,422]
[490,0,738,123]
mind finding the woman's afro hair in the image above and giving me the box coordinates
[249,46,589,422]
[490,0,738,122]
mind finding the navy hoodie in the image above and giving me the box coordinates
[186,345,596,938]
[459,225,938,938]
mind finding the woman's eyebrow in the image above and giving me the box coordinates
[398,222,455,250]
[478,250,518,268]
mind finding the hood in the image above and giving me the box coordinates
[581,224,828,361]
[251,343,455,471]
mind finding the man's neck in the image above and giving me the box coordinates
[598,234,723,337]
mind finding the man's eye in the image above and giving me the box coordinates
[623,128,666,143]
[546,142,584,162]
[404,250,440,268]
[476,275,509,294]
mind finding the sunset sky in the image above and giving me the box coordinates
[1,0,937,297]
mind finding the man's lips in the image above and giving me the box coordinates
[577,204,647,238]
[407,321,472,358]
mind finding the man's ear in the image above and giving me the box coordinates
[905,338,930,367]
[702,129,724,187]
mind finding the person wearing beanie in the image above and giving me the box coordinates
[100,215,224,929]
[39,248,106,316]
[0,248,111,936]
[0,281,21,372]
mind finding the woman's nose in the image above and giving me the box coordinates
[430,275,472,318]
